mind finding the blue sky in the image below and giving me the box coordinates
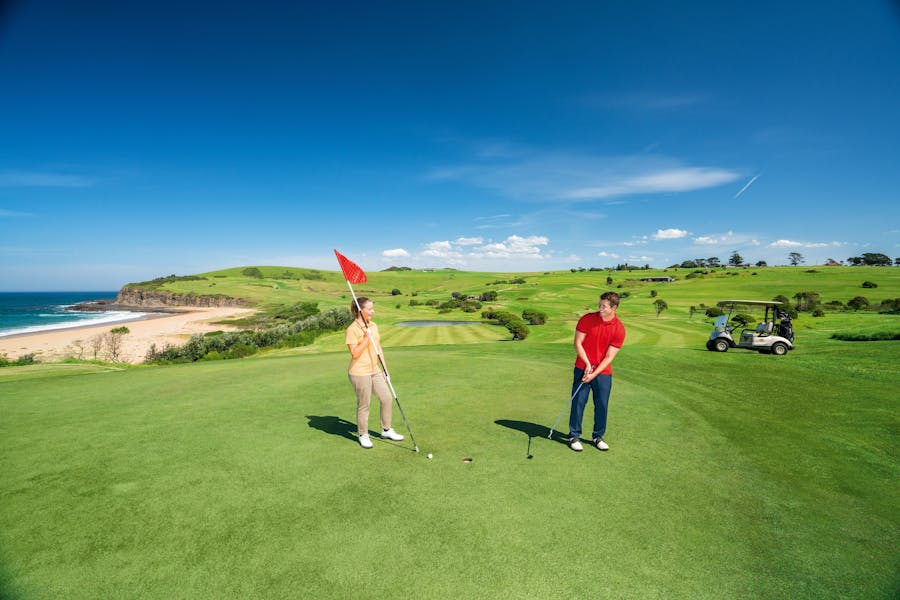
[1,1,899,291]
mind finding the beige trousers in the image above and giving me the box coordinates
[349,372,393,435]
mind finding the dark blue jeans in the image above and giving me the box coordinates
[568,368,612,440]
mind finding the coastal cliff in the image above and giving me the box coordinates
[116,288,248,308]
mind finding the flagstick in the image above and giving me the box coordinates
[344,278,419,453]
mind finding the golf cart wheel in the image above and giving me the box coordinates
[714,339,729,352]
[771,342,788,356]
[706,340,715,351]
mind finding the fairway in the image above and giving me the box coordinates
[1,314,898,598]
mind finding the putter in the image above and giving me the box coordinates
[548,381,584,440]
[382,374,419,453]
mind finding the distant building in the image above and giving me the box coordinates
[640,277,675,282]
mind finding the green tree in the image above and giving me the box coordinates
[788,252,804,266]
[242,267,264,279]
[755,260,768,267]
[793,291,820,312]
[521,309,547,325]
[847,296,869,311]
[729,251,743,266]
[652,298,668,318]
[860,253,891,266]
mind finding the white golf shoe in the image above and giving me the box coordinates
[381,428,404,441]
[569,438,584,452]
[359,434,374,449]
[593,437,609,451]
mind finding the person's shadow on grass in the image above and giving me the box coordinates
[306,415,357,442]
[495,419,570,448]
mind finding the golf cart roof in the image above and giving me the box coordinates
[716,300,783,308]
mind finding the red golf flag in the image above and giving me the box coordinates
[334,249,367,284]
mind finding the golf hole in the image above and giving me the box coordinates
[462,457,473,463]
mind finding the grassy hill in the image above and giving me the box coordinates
[0,265,897,598]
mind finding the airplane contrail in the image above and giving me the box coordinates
[733,174,760,199]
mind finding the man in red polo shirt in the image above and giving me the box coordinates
[568,291,626,452]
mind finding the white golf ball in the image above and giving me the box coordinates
[427,453,433,459]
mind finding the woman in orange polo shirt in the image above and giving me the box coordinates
[345,297,404,449]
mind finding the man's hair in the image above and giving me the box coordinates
[351,296,371,317]
[600,291,620,308]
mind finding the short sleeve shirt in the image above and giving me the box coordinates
[345,321,381,376]
[574,313,625,375]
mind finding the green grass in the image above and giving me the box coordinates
[1,266,898,598]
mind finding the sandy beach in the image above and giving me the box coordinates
[0,307,256,364]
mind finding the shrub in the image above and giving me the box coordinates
[408,299,421,306]
[522,309,547,325]
[650,290,657,298]
[812,309,825,317]
[878,298,900,313]
[505,320,530,340]
[0,353,37,367]
[110,326,130,334]
[731,313,754,327]
[847,296,870,311]
[481,309,530,340]
[145,307,352,363]
[705,307,725,318]
[391,288,402,295]
[225,343,258,359]
[479,290,498,302]
[861,281,878,288]
[242,267,264,279]
[831,331,900,341]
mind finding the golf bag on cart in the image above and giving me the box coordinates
[776,310,794,342]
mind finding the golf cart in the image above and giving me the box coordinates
[706,300,794,355]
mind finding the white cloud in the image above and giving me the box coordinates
[693,231,739,246]
[472,235,549,259]
[427,146,741,202]
[770,239,804,248]
[769,239,845,249]
[598,251,620,259]
[382,248,410,258]
[652,228,690,240]
[563,167,739,200]
[421,240,460,259]
[455,236,483,246]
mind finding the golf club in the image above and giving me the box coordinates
[382,374,420,453]
[548,381,584,440]
[526,435,533,459]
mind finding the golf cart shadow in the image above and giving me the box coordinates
[495,419,569,446]
[306,415,357,441]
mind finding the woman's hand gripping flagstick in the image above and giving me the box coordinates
[334,250,420,453]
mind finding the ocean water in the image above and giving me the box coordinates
[0,292,149,338]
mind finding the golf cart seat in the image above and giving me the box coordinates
[756,322,773,335]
